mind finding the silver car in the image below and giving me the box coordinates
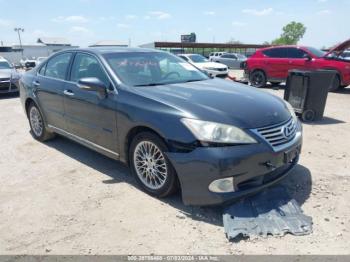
[212,53,247,69]
[0,58,21,94]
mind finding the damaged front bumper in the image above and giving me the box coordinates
[166,127,302,206]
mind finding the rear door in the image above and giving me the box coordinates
[34,52,73,130]
[63,52,118,153]
[262,48,289,79]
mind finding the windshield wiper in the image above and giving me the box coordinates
[133,83,168,87]
[183,79,206,83]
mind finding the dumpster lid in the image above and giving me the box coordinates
[325,39,350,56]
[223,186,313,241]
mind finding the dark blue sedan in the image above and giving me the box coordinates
[19,48,302,206]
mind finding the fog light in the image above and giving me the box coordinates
[209,177,235,193]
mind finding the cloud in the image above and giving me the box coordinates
[148,11,171,20]
[242,8,273,16]
[203,11,216,16]
[0,19,11,27]
[317,9,331,15]
[117,23,131,28]
[232,21,246,27]
[69,26,92,35]
[125,14,138,20]
[52,15,88,23]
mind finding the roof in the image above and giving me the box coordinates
[60,47,159,55]
[90,40,128,47]
[37,37,71,46]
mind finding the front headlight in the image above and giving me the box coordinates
[181,118,257,144]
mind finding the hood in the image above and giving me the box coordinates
[325,39,350,56]
[194,62,227,69]
[133,78,291,129]
[0,69,13,78]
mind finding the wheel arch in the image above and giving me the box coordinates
[125,125,169,166]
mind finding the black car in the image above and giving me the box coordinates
[19,48,302,206]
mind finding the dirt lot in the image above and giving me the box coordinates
[0,85,350,255]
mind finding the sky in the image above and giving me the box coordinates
[0,0,348,48]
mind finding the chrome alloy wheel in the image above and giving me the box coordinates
[133,141,168,190]
[29,106,43,137]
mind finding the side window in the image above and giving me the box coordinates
[228,55,237,59]
[70,53,110,88]
[38,63,46,75]
[263,48,287,58]
[179,56,189,62]
[287,48,307,59]
[221,54,229,58]
[45,53,72,80]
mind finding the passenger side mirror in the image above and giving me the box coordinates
[77,77,107,98]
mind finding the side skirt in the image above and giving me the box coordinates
[48,124,120,160]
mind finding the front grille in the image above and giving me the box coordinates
[252,117,297,151]
[0,77,10,82]
[217,68,227,72]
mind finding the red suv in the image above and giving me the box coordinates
[245,39,350,91]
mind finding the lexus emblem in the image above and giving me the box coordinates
[282,126,294,139]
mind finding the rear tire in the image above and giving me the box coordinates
[250,70,267,88]
[129,132,179,198]
[329,75,340,92]
[28,102,55,142]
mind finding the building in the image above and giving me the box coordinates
[139,41,271,57]
[89,40,128,47]
[0,37,78,64]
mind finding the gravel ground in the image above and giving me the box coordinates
[0,85,349,255]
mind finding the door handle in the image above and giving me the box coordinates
[63,90,74,96]
[33,80,40,87]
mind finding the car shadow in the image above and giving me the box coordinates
[336,86,350,94]
[0,92,19,99]
[43,134,312,228]
[301,116,346,125]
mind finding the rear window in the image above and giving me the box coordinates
[263,48,287,58]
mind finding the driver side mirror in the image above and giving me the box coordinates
[303,54,312,61]
[77,77,107,98]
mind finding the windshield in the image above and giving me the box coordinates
[0,61,11,69]
[188,54,208,63]
[103,52,209,86]
[305,47,326,58]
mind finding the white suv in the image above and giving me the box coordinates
[209,52,227,62]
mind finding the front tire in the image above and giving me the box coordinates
[329,75,340,92]
[250,70,267,88]
[129,132,178,198]
[28,102,55,142]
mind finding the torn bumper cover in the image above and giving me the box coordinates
[223,186,312,239]
[166,127,302,206]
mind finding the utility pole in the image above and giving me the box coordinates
[14,28,24,58]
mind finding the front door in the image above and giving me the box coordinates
[286,48,313,74]
[35,52,73,130]
[63,52,118,154]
